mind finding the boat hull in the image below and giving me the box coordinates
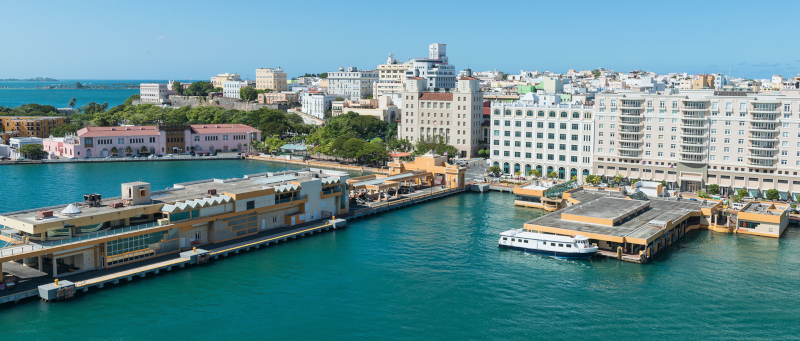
[499,244,595,259]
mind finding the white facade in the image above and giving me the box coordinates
[489,101,594,180]
[223,80,252,99]
[10,137,44,159]
[404,43,457,90]
[593,89,800,197]
[302,93,344,119]
[139,83,175,104]
[327,67,379,99]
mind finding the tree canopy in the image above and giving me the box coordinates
[184,81,216,96]
[18,144,47,159]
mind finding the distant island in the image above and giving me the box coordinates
[0,77,59,81]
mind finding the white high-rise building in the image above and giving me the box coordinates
[404,43,457,90]
[489,93,595,180]
[592,89,800,198]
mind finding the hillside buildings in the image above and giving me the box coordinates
[0,116,66,139]
[256,68,287,92]
[331,97,399,122]
[139,83,175,104]
[223,80,255,99]
[211,73,241,88]
[42,124,261,158]
[302,93,342,119]
[398,69,484,158]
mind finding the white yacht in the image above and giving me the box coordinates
[498,229,597,259]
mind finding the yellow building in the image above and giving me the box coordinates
[0,116,66,139]
[210,73,241,88]
[735,201,789,237]
[346,153,466,202]
[513,180,578,211]
[691,74,715,89]
[255,68,287,92]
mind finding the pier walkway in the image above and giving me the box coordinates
[0,184,466,306]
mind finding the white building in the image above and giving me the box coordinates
[404,43,457,90]
[139,83,175,104]
[398,69,484,158]
[10,137,44,159]
[592,89,800,197]
[302,93,344,119]
[223,80,254,99]
[489,95,594,180]
[327,67,379,99]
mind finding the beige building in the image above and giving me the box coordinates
[331,97,399,122]
[255,68,287,92]
[593,89,800,199]
[257,92,298,105]
[211,73,241,88]
[398,69,484,158]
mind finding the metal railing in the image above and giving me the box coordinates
[39,221,164,247]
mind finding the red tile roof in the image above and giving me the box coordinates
[418,93,453,101]
[189,124,261,134]
[483,107,490,116]
[459,77,478,81]
[389,152,412,157]
[407,76,425,80]
[77,126,160,137]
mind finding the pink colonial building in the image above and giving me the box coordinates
[43,124,260,158]
[188,124,260,153]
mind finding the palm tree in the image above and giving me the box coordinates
[111,147,118,155]
[68,97,76,110]
[547,171,557,179]
[514,170,521,180]
[532,169,541,179]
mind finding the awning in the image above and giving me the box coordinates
[779,191,788,200]
[680,175,703,182]
[389,152,412,157]
[748,189,759,197]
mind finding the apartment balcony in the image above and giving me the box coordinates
[749,109,780,114]
[619,103,643,109]
[747,134,779,141]
[619,136,643,142]
[747,153,777,160]
[617,152,642,159]
[617,146,642,151]
[679,139,706,147]
[679,149,706,155]
[618,129,643,134]
[748,115,778,121]
[679,132,707,138]
[679,156,706,164]
[748,161,777,169]
[748,144,777,151]
[681,107,709,112]
[680,114,706,120]
[618,121,644,127]
[749,125,779,132]
[681,123,707,129]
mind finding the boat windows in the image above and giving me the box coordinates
[558,243,564,247]
[502,237,507,240]
[550,243,556,246]
[523,240,528,243]
[566,244,572,248]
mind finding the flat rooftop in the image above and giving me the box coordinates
[741,202,784,215]
[528,188,718,242]
[1,168,349,225]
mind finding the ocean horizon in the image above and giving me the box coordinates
[0,79,195,109]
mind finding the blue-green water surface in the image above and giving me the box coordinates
[0,160,798,340]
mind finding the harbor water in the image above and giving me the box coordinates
[0,79,187,108]
[1,160,798,340]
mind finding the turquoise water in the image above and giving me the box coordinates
[0,79,190,108]
[1,161,799,340]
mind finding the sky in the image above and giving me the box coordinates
[2,0,799,80]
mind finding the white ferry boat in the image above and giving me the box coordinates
[498,229,598,259]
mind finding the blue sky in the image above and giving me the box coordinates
[2,0,799,80]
